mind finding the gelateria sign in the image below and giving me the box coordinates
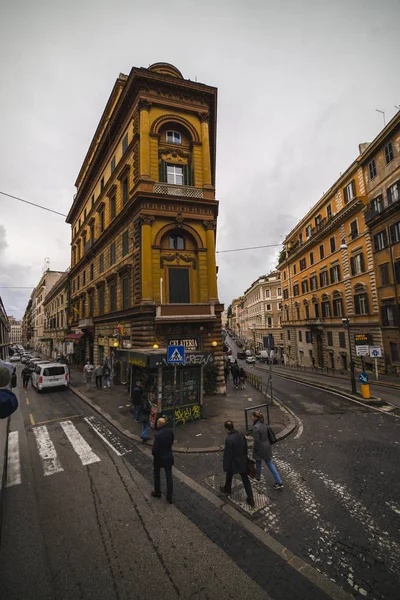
[168,338,199,351]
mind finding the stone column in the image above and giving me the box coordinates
[204,220,218,301]
[200,113,212,187]
[140,214,155,303]
[139,100,151,179]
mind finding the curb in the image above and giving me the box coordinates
[270,395,298,440]
[69,384,295,453]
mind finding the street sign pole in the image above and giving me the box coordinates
[167,345,185,432]
[375,358,379,381]
[173,364,177,433]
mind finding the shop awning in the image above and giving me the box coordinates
[64,333,84,341]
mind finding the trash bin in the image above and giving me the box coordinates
[361,384,371,399]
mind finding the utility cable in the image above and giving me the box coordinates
[216,243,282,254]
[0,191,67,217]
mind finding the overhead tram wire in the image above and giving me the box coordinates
[0,191,67,217]
[216,243,282,254]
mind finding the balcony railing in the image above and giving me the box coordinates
[153,183,204,199]
[155,303,216,321]
[365,193,398,222]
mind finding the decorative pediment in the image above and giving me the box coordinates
[158,147,191,161]
[160,252,197,270]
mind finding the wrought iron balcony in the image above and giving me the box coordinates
[365,193,399,222]
[153,183,204,199]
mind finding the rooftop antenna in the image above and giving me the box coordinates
[375,109,386,127]
[43,257,50,272]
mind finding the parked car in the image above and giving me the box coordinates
[237,351,246,360]
[32,363,69,392]
[227,355,236,364]
[246,356,256,364]
[21,354,32,364]
[29,359,50,371]
[10,354,21,362]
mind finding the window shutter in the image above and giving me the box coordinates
[159,160,167,182]
[351,180,356,198]
[381,306,388,326]
[350,256,355,275]
[330,267,333,282]
[354,295,360,315]
[360,253,365,273]
[383,230,388,248]
[319,273,323,287]
[183,163,189,186]
[364,294,369,315]
[337,265,341,281]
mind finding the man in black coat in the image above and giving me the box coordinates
[151,418,174,503]
[131,381,143,422]
[220,420,254,507]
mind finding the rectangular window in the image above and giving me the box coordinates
[306,224,312,238]
[293,264,297,275]
[299,233,303,244]
[305,331,312,344]
[330,236,336,253]
[350,220,359,240]
[350,253,365,275]
[100,211,105,233]
[99,253,104,273]
[110,195,116,219]
[296,306,300,320]
[339,332,346,348]
[277,287,281,296]
[321,301,331,318]
[315,214,322,227]
[298,331,302,342]
[319,244,324,259]
[330,265,341,283]
[287,330,291,341]
[111,156,116,173]
[122,277,129,309]
[109,242,116,266]
[293,284,299,297]
[395,261,400,284]
[100,177,104,191]
[305,304,310,319]
[314,303,320,318]
[388,182,399,204]
[98,288,104,315]
[109,282,116,312]
[379,263,390,286]
[169,268,190,303]
[82,270,86,286]
[310,275,318,291]
[122,177,129,206]
[390,342,399,363]
[319,270,328,287]
[390,221,400,244]
[368,159,377,180]
[167,164,183,185]
[77,275,80,290]
[384,141,394,165]
[122,230,129,256]
[374,230,388,251]
[122,133,128,153]
[89,294,93,317]
[166,131,181,145]
[265,289,270,297]
[327,332,333,346]
[310,252,314,265]
[381,304,399,327]
[333,298,343,317]
[344,180,356,204]
[90,263,94,281]
[354,293,369,315]
[327,204,332,218]
[91,194,95,208]
[283,289,289,300]
[84,208,87,220]
[300,258,306,271]
[301,280,309,294]
[267,317,272,327]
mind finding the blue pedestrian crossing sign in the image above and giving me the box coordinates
[358,372,369,384]
[167,345,185,364]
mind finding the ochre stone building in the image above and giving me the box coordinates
[66,62,224,421]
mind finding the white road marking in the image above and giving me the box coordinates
[60,420,100,466]
[385,501,400,516]
[6,431,22,487]
[84,416,131,456]
[33,425,64,476]
[314,470,400,577]
[293,418,304,440]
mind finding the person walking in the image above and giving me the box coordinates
[151,417,174,503]
[220,420,254,507]
[224,363,230,384]
[131,381,143,422]
[252,410,283,489]
[102,362,111,388]
[21,365,31,389]
[231,361,240,389]
[83,360,93,383]
[238,366,247,389]
[139,394,151,442]
[94,364,103,389]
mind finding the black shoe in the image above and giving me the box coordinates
[219,486,231,495]
[246,497,255,507]
[274,482,284,490]
[167,497,173,504]
[151,491,161,498]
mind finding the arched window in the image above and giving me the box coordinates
[170,235,185,250]
[166,130,181,145]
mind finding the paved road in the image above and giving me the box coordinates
[176,337,400,600]
[1,365,332,600]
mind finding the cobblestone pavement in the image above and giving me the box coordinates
[175,379,400,600]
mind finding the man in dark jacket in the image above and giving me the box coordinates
[22,365,31,389]
[220,420,254,507]
[131,381,143,422]
[231,361,240,388]
[139,394,151,442]
[151,418,174,503]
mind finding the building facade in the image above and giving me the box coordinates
[362,112,400,373]
[0,297,10,360]
[43,271,70,360]
[22,295,34,348]
[243,272,283,354]
[8,316,22,344]
[278,154,383,372]
[32,270,64,353]
[66,62,223,421]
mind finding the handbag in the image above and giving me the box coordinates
[247,458,257,479]
[267,426,277,445]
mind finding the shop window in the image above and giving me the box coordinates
[169,268,190,303]
[170,234,185,250]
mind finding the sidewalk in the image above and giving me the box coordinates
[69,369,294,452]
[273,363,400,388]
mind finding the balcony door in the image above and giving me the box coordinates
[169,268,190,303]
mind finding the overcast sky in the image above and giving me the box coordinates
[1,0,399,319]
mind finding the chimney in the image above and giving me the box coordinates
[359,142,371,155]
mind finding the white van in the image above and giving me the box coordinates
[32,363,69,392]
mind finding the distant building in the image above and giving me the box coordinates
[43,270,70,360]
[8,316,22,344]
[0,297,10,360]
[31,270,65,353]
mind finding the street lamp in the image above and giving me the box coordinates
[342,317,357,395]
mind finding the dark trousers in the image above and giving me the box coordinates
[23,377,30,388]
[224,471,253,499]
[95,375,102,389]
[154,463,173,500]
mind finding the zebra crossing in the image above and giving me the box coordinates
[6,416,129,488]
